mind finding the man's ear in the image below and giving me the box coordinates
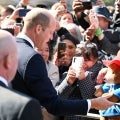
[35,24,42,34]
[3,55,11,69]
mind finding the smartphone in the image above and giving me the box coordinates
[19,9,31,17]
[72,57,84,78]
[82,0,92,10]
[2,28,14,35]
[57,42,66,59]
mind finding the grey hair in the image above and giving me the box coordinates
[63,23,83,42]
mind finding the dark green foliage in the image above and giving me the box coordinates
[104,0,114,6]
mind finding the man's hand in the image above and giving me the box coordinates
[91,97,114,110]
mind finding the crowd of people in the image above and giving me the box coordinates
[0,0,120,120]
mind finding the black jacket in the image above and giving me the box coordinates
[12,37,88,115]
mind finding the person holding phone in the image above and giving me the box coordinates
[72,0,120,56]
[55,33,80,79]
[11,8,114,119]
[84,5,120,56]
[72,0,105,30]
[56,42,104,120]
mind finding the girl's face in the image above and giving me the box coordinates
[37,43,49,62]
[83,58,97,71]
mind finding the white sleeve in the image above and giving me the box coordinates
[87,99,91,113]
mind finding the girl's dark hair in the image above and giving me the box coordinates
[76,42,98,60]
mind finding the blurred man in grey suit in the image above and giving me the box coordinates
[0,29,43,120]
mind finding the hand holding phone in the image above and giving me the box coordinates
[57,42,66,59]
[82,0,92,10]
[72,56,84,78]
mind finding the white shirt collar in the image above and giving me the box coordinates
[0,76,8,87]
[17,33,35,48]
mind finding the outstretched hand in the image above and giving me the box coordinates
[91,97,114,110]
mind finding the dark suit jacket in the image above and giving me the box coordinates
[0,81,42,120]
[12,38,88,116]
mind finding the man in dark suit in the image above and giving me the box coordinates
[0,30,43,120]
[11,8,114,116]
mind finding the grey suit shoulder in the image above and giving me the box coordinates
[0,86,43,120]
